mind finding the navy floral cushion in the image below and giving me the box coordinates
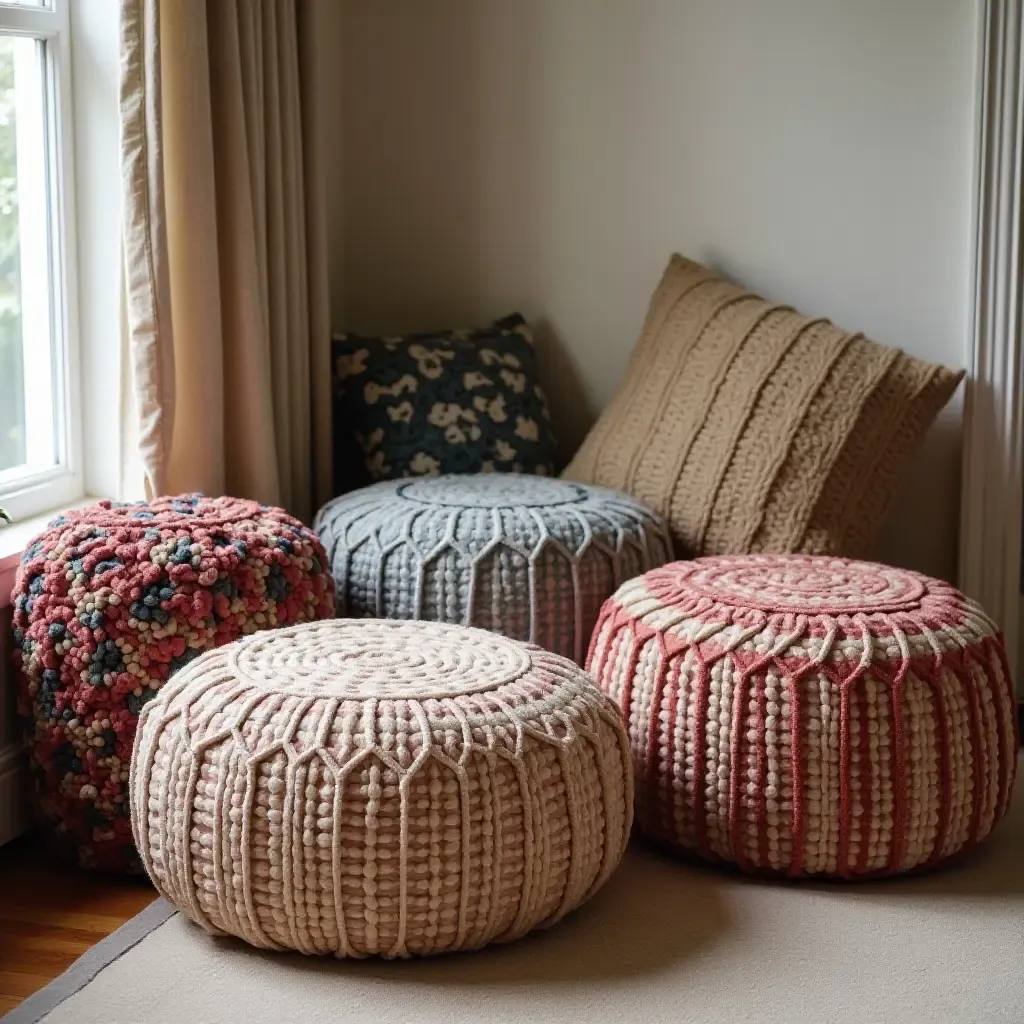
[331,314,557,485]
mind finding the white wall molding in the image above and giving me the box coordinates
[0,743,29,847]
[0,602,30,843]
[961,0,1024,691]
[0,603,29,845]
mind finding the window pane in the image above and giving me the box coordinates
[0,34,57,483]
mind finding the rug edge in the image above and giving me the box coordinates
[1,898,178,1024]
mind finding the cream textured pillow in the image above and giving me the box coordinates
[563,256,964,558]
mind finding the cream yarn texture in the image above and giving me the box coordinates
[314,473,671,665]
[130,619,632,956]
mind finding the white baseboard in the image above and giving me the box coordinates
[0,743,29,846]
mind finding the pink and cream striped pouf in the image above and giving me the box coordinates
[588,555,1018,878]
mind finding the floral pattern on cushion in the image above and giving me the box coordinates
[331,314,557,484]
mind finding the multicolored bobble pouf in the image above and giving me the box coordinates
[588,554,1018,878]
[11,494,334,872]
[313,473,671,665]
[130,618,632,957]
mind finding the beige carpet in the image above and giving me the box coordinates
[9,773,1024,1024]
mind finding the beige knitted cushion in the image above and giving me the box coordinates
[563,256,964,558]
[130,619,632,957]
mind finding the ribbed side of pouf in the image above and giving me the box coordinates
[130,619,632,956]
[314,474,671,665]
[587,556,1018,878]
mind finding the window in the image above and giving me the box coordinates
[0,0,80,522]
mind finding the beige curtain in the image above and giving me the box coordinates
[118,0,332,525]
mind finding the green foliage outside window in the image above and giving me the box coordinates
[0,37,26,473]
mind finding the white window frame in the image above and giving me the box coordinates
[0,0,83,522]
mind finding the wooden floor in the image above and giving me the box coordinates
[0,833,154,1015]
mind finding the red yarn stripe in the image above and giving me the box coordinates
[970,645,1002,836]
[886,672,909,873]
[644,632,670,841]
[690,652,713,858]
[786,666,806,877]
[755,666,770,870]
[661,653,684,845]
[728,662,751,870]
[836,677,854,878]
[855,679,874,875]
[979,638,1011,821]
[959,650,987,851]
[643,637,663,784]
[872,615,912,874]
[920,665,952,867]
[988,635,1019,819]
[728,646,783,872]
[618,627,642,726]
[618,623,654,826]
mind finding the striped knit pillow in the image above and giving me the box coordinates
[563,256,963,558]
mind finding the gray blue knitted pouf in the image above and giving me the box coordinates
[314,474,672,664]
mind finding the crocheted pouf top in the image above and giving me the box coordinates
[130,618,632,957]
[11,494,334,872]
[314,473,671,665]
[588,555,1018,878]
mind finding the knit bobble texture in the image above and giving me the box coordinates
[588,555,1018,878]
[11,494,334,872]
[314,473,671,665]
[131,618,632,956]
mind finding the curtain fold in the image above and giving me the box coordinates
[118,0,332,524]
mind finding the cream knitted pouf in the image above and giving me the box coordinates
[313,474,671,665]
[588,555,1018,878]
[130,619,632,956]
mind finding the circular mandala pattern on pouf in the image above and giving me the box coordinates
[398,474,586,508]
[314,473,672,666]
[231,619,533,698]
[663,555,928,614]
[11,494,335,871]
[588,554,1019,878]
[131,619,633,957]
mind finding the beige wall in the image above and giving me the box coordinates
[329,0,980,581]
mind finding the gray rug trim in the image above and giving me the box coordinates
[2,899,178,1024]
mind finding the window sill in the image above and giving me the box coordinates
[0,497,101,609]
